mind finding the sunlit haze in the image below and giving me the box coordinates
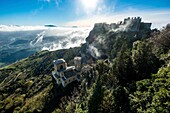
[0,0,169,28]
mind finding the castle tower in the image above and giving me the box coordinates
[53,59,67,72]
[74,57,82,70]
[123,17,142,31]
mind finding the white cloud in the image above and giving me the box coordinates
[65,9,170,28]
[39,0,61,6]
[0,25,91,52]
[40,27,91,51]
[46,0,50,2]
[39,0,50,3]
[87,45,101,58]
[0,25,48,31]
[31,6,44,16]
[54,0,61,6]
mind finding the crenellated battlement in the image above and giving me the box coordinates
[93,17,151,32]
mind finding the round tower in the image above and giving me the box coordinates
[53,59,67,72]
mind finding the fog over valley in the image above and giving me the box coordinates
[0,25,91,67]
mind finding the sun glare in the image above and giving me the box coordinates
[81,0,99,9]
[80,0,101,14]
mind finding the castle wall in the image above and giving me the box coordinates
[92,17,151,33]
[61,75,77,87]
[139,23,152,30]
[123,17,142,31]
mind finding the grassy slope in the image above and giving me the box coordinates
[0,47,81,113]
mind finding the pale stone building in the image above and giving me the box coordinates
[52,58,81,87]
[74,57,82,70]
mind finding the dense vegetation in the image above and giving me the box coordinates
[52,24,170,113]
[0,24,170,113]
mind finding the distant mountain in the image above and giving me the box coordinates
[44,25,57,27]
[72,26,78,28]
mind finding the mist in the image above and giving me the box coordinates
[0,26,91,52]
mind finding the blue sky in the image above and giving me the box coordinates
[0,0,170,27]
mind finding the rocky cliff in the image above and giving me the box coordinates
[85,17,152,59]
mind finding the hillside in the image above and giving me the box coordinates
[0,47,82,112]
[0,18,170,113]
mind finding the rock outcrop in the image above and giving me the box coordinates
[85,17,152,59]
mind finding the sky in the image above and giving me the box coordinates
[0,0,170,28]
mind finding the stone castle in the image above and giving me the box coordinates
[52,57,81,87]
[93,17,152,32]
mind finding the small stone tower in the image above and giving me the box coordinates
[74,57,82,70]
[53,59,67,72]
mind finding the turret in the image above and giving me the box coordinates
[53,59,67,72]
[52,58,81,88]
[74,57,82,70]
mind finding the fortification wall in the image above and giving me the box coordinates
[140,23,152,30]
[93,17,151,32]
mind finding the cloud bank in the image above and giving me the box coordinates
[40,27,91,51]
[11,26,92,51]
[0,26,91,52]
[0,25,47,31]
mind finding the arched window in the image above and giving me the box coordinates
[60,65,63,70]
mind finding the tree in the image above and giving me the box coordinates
[113,86,130,113]
[129,65,170,113]
[88,74,104,113]
[112,43,135,85]
[101,88,116,113]
[132,41,160,80]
